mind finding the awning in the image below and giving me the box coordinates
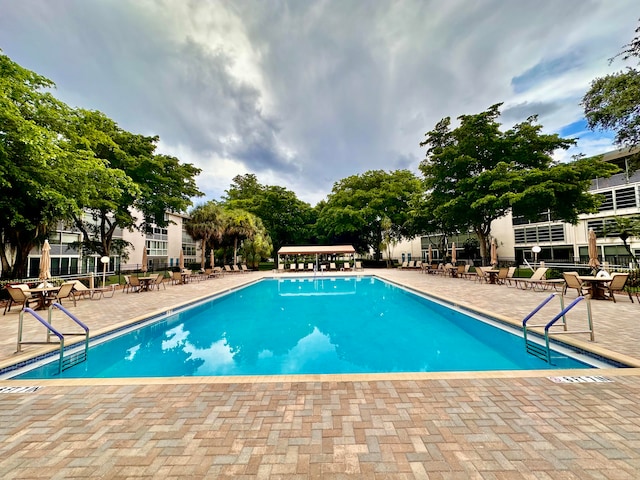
[277,245,355,256]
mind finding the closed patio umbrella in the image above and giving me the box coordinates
[490,238,498,267]
[141,247,148,273]
[179,249,185,270]
[450,242,456,264]
[427,245,432,264]
[39,239,51,281]
[588,228,600,272]
[210,250,215,268]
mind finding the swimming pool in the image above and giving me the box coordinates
[11,276,604,379]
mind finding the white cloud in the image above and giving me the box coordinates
[0,0,637,205]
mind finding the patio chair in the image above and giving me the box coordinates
[343,262,352,271]
[329,262,337,271]
[604,273,633,303]
[3,285,39,315]
[496,267,509,285]
[474,266,488,283]
[288,263,297,272]
[355,261,364,271]
[307,263,314,271]
[129,275,142,292]
[562,272,589,297]
[277,263,285,273]
[123,275,132,293]
[152,273,166,290]
[504,267,517,287]
[52,282,77,307]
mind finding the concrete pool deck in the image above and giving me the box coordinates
[1,269,639,478]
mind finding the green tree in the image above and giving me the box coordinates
[239,232,273,269]
[68,110,203,258]
[583,20,640,153]
[0,53,104,278]
[419,104,618,263]
[316,170,422,259]
[224,174,316,258]
[602,216,640,268]
[185,201,227,269]
[222,208,262,265]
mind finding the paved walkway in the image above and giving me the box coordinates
[1,269,639,478]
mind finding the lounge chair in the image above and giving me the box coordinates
[329,262,337,271]
[277,264,285,273]
[459,264,475,280]
[504,267,517,287]
[343,262,352,271]
[3,285,39,315]
[355,261,363,271]
[232,265,242,273]
[398,261,408,269]
[297,263,305,271]
[224,265,234,274]
[241,264,249,273]
[171,271,182,285]
[513,267,549,290]
[289,263,297,272]
[62,280,92,299]
[307,263,314,271]
[604,273,633,303]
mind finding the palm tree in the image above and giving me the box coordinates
[185,201,226,269]
[223,208,261,265]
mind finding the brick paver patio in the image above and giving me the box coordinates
[1,269,639,478]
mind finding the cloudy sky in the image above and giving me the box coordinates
[1,1,637,205]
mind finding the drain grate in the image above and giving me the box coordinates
[548,375,613,383]
[0,386,41,393]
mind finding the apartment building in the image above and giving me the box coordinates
[21,211,200,279]
[391,147,640,268]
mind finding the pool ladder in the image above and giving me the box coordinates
[18,303,90,374]
[522,293,594,364]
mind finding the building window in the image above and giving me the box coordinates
[596,191,614,212]
[615,187,637,209]
[146,240,168,256]
[550,225,564,242]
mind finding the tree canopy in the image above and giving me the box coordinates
[419,104,618,262]
[316,170,422,259]
[583,20,640,152]
[224,174,316,256]
[0,51,202,278]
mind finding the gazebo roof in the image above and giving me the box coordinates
[277,245,355,255]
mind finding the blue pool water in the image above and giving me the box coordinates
[14,277,596,379]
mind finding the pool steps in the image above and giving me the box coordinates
[523,293,594,364]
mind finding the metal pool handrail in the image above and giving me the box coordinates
[17,303,90,374]
[522,293,594,364]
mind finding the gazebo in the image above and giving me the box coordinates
[277,245,356,270]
